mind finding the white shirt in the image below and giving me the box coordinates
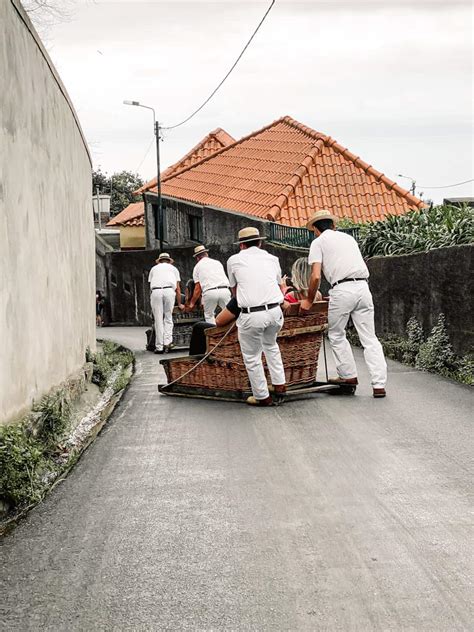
[227,247,283,308]
[308,230,369,286]
[193,256,229,293]
[148,262,181,290]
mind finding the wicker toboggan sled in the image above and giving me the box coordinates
[158,302,356,403]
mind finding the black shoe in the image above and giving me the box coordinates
[154,349,164,355]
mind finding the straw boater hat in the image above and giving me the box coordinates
[234,226,267,244]
[156,253,172,263]
[305,209,338,230]
[193,245,209,257]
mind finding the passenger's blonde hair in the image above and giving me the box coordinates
[291,257,311,293]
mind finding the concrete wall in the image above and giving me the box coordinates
[368,244,473,355]
[0,0,95,424]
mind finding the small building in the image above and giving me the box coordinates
[106,202,145,250]
[141,115,425,250]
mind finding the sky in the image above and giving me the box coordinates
[38,0,473,203]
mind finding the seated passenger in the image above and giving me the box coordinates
[188,297,240,355]
[283,257,322,309]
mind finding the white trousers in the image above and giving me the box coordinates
[202,288,231,324]
[328,281,387,388]
[237,307,286,400]
[150,288,175,350]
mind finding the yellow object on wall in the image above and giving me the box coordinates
[120,225,145,250]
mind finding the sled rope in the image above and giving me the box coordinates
[161,323,237,390]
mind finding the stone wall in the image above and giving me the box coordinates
[0,0,95,424]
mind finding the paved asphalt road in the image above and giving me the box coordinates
[1,327,472,631]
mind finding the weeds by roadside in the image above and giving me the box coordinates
[347,314,473,386]
[0,340,134,524]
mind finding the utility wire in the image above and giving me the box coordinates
[134,136,155,173]
[418,178,474,189]
[162,0,276,130]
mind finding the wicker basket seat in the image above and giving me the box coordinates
[161,302,328,398]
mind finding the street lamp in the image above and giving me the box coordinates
[398,174,417,196]
[123,100,163,250]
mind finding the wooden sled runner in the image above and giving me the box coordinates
[158,302,356,403]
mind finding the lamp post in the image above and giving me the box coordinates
[123,100,163,250]
[398,174,417,196]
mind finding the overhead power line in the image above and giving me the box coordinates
[134,136,155,173]
[417,178,474,190]
[162,0,276,131]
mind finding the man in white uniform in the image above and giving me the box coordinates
[301,210,387,397]
[148,253,184,354]
[227,227,286,406]
[187,245,231,324]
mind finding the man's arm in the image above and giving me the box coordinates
[187,282,202,310]
[227,259,237,297]
[300,262,321,311]
[175,282,184,311]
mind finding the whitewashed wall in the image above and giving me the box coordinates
[0,0,95,424]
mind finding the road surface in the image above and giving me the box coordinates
[1,327,472,631]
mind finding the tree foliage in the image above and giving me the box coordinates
[92,169,144,217]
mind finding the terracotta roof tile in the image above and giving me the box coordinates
[135,127,235,194]
[107,202,144,227]
[155,116,424,226]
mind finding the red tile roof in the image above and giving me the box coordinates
[153,116,424,226]
[107,202,144,227]
[135,128,235,194]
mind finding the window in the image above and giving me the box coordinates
[188,214,203,242]
[151,204,169,243]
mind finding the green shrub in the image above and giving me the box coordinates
[346,314,472,386]
[380,334,408,363]
[449,356,474,386]
[416,314,455,373]
[0,424,46,508]
[92,341,134,390]
[402,316,424,365]
[34,389,71,452]
[359,204,474,258]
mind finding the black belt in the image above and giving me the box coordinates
[204,285,229,293]
[151,286,173,290]
[241,302,281,314]
[331,278,368,289]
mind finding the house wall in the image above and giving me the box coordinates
[144,194,268,251]
[120,226,145,250]
[0,0,95,424]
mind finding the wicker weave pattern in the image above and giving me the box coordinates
[163,304,328,392]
